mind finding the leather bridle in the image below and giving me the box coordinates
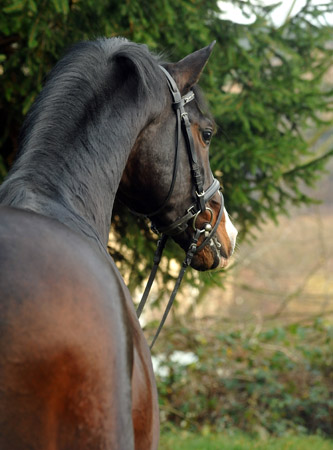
[135,65,224,348]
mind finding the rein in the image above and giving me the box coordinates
[136,66,224,349]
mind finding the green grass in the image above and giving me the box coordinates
[159,432,333,450]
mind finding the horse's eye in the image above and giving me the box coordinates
[202,129,212,145]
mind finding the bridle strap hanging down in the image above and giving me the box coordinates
[136,65,224,349]
[136,193,224,346]
[136,234,168,319]
[149,229,201,349]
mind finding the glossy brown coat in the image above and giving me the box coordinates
[0,207,158,449]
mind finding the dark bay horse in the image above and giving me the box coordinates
[0,38,237,449]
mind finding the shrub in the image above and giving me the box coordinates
[153,319,333,436]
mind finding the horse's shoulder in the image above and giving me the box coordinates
[0,205,134,450]
[0,205,122,299]
[0,205,130,359]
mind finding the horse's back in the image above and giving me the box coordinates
[0,206,134,449]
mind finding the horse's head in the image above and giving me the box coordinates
[119,43,237,271]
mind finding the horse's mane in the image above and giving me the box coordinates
[18,38,164,158]
[0,38,165,223]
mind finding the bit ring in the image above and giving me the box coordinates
[192,207,213,233]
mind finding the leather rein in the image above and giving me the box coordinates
[135,65,224,349]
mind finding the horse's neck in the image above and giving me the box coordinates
[0,100,147,247]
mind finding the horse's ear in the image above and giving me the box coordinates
[166,41,216,94]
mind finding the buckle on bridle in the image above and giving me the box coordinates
[182,92,195,105]
[186,204,196,215]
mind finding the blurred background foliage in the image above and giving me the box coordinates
[155,319,333,438]
[1,0,333,440]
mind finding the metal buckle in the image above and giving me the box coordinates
[182,92,195,105]
[186,204,197,216]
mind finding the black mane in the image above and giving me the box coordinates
[0,38,165,244]
[18,38,163,161]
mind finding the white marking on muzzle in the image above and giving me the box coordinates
[224,207,238,254]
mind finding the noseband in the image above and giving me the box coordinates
[136,66,224,348]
